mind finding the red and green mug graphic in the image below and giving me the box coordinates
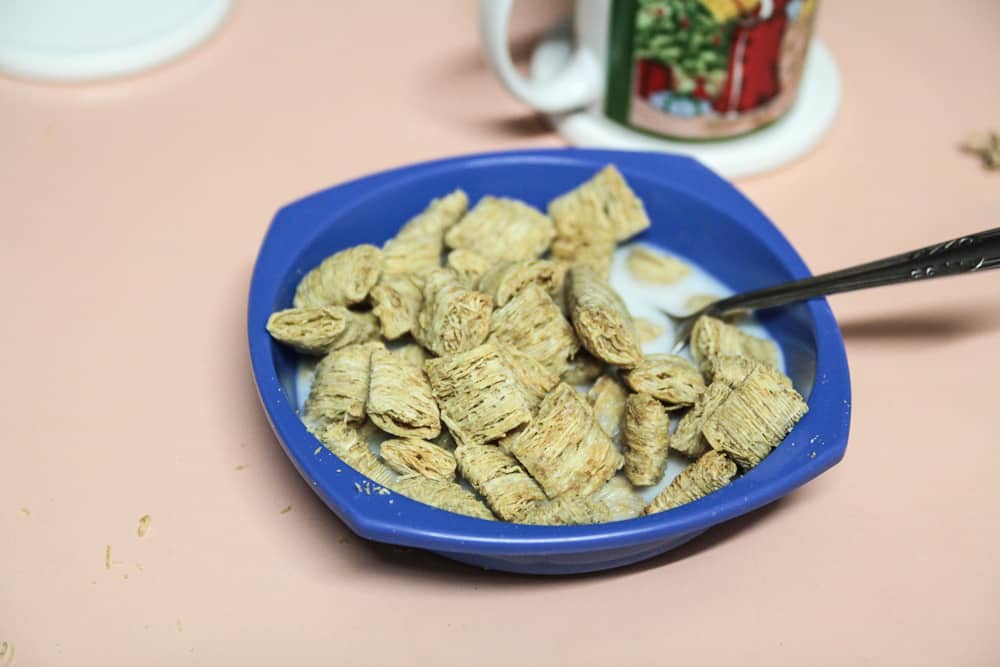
[608,0,817,139]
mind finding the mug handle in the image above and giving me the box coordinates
[479,0,602,114]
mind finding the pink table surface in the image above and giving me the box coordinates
[2,1,999,665]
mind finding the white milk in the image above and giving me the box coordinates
[294,242,785,505]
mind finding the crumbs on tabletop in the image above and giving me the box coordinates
[19,507,29,517]
[234,464,249,471]
[280,505,293,514]
[961,131,1000,170]
[137,514,152,537]
[0,640,14,667]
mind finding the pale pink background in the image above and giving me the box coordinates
[2,1,999,665]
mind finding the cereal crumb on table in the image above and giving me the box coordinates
[279,505,293,514]
[136,514,152,538]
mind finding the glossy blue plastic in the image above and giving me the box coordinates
[247,149,851,575]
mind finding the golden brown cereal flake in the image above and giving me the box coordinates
[489,284,578,375]
[496,343,560,412]
[567,265,643,368]
[588,374,627,439]
[424,341,532,447]
[293,244,383,308]
[382,190,468,279]
[702,364,808,469]
[366,348,441,439]
[414,269,493,356]
[380,438,457,482]
[643,450,738,515]
[370,273,423,340]
[623,393,670,486]
[690,316,779,374]
[444,196,555,262]
[266,307,378,355]
[634,317,666,344]
[548,164,651,244]
[626,246,691,284]
[505,383,623,499]
[477,259,566,307]
[621,354,705,409]
[445,249,493,288]
[454,443,547,522]
[316,423,397,487]
[561,351,605,385]
[391,475,495,520]
[304,342,383,428]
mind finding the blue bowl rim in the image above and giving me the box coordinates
[247,148,851,558]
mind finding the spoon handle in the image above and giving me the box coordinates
[708,227,1000,316]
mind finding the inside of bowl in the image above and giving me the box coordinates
[269,162,819,409]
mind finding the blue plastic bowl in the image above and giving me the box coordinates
[248,148,851,575]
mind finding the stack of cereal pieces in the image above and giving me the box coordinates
[266,165,808,524]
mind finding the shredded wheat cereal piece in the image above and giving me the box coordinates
[136,514,152,538]
[561,351,605,385]
[316,423,397,486]
[380,438,457,482]
[489,284,578,374]
[381,190,468,279]
[392,476,495,520]
[669,356,762,459]
[643,450,738,515]
[621,354,705,408]
[685,293,719,313]
[623,393,670,486]
[588,374,627,439]
[413,269,493,356]
[526,476,645,525]
[548,165,651,243]
[424,341,532,447]
[495,342,560,412]
[390,341,429,369]
[634,317,666,344]
[455,443,547,522]
[505,383,622,498]
[626,246,691,284]
[589,475,645,520]
[691,316,779,374]
[477,259,566,307]
[444,196,555,262]
[707,354,790,387]
[457,444,641,525]
[266,307,378,355]
[370,274,423,340]
[567,265,643,367]
[303,342,383,428]
[293,244,383,308]
[702,364,808,469]
[445,249,493,288]
[551,236,616,278]
[366,348,440,439]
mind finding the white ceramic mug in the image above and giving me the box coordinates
[482,0,819,141]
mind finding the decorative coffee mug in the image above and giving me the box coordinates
[482,0,819,141]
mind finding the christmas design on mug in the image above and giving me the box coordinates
[607,0,818,140]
